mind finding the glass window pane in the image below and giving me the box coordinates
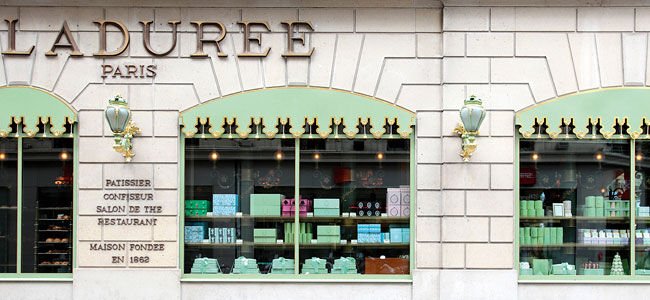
[519,139,630,276]
[299,139,411,275]
[634,141,650,275]
[0,139,17,273]
[22,138,73,273]
[184,139,295,274]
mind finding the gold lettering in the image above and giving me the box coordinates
[2,19,34,55]
[281,21,314,57]
[45,21,82,56]
[146,65,157,77]
[113,66,123,78]
[190,21,227,57]
[101,64,114,78]
[237,21,270,57]
[93,20,130,56]
[140,20,179,56]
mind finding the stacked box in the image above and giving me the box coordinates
[400,185,410,217]
[551,263,577,275]
[254,228,277,243]
[317,225,340,243]
[184,223,207,243]
[270,257,295,274]
[605,200,630,217]
[580,229,630,245]
[314,199,340,216]
[250,194,283,216]
[185,200,209,216]
[356,201,382,217]
[209,227,236,243]
[281,197,313,217]
[358,224,381,244]
[301,257,328,274]
[519,226,563,245]
[284,222,313,244]
[331,257,357,274]
[638,206,650,217]
[387,188,401,217]
[389,225,410,243]
[212,194,238,216]
[190,257,221,274]
[232,257,260,274]
[595,196,604,217]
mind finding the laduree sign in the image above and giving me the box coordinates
[3,18,315,79]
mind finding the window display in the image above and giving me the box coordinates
[0,135,74,275]
[519,139,631,277]
[183,138,412,276]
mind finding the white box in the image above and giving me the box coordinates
[400,185,410,205]
[387,188,401,205]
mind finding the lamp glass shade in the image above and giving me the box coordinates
[105,105,130,133]
[459,96,486,132]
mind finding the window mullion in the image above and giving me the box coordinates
[16,131,22,274]
[631,140,636,277]
[294,138,300,274]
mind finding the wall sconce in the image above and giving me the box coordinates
[105,94,140,162]
[453,95,486,162]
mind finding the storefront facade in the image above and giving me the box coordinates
[1,0,650,299]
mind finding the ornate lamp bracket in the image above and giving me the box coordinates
[105,94,141,162]
[454,95,486,162]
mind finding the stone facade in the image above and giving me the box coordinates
[2,1,650,299]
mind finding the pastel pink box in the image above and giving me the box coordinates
[281,197,312,216]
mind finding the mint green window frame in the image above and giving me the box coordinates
[0,86,77,280]
[516,87,650,281]
[179,87,415,281]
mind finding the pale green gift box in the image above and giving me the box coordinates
[520,201,528,209]
[585,196,596,207]
[535,209,544,217]
[534,200,543,209]
[528,209,535,216]
[520,209,528,216]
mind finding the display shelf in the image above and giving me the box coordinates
[37,230,69,232]
[185,242,409,249]
[0,206,17,209]
[520,216,629,223]
[186,215,409,223]
[520,243,629,249]
[36,207,72,211]
[37,219,71,221]
[37,242,71,245]
[36,252,70,255]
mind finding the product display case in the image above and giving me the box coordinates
[183,137,412,276]
[519,139,631,277]
[0,139,17,273]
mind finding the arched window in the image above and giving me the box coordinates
[516,88,650,279]
[0,87,76,277]
[180,87,415,278]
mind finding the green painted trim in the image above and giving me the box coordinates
[519,275,642,282]
[0,86,76,136]
[516,87,650,138]
[631,141,636,277]
[179,87,415,139]
[0,273,73,280]
[180,134,185,274]
[294,138,300,274]
[16,133,22,274]
[180,274,412,282]
[515,133,520,273]
[73,125,78,270]
[409,135,415,272]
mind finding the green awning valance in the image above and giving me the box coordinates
[180,88,415,139]
[516,88,650,139]
[0,86,76,138]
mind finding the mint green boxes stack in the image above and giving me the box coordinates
[285,222,313,243]
[301,257,328,274]
[534,200,543,216]
[583,196,606,217]
[250,194,283,216]
[317,225,340,243]
[520,226,562,245]
[270,257,295,274]
[331,257,357,274]
[254,228,277,243]
[190,257,221,274]
[185,200,209,216]
[314,198,340,216]
[605,200,630,217]
[232,257,260,274]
